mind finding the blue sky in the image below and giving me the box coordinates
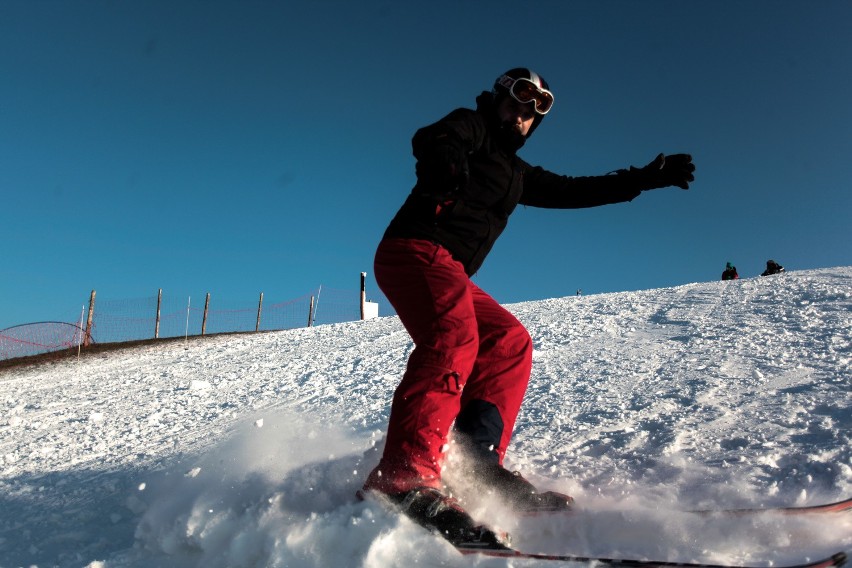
[2,0,851,330]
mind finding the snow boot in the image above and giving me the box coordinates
[360,486,510,549]
[477,464,574,513]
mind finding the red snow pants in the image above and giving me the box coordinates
[363,238,533,494]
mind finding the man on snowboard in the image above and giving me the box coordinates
[360,67,695,547]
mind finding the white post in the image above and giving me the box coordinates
[360,272,367,320]
[184,296,191,343]
[77,305,85,359]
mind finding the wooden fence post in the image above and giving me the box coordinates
[256,292,264,332]
[84,289,96,347]
[307,296,315,327]
[202,292,210,336]
[154,288,162,339]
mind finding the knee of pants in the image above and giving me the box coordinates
[515,326,533,358]
[494,322,533,365]
[405,340,479,386]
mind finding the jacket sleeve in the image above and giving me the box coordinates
[518,160,645,209]
[411,108,487,161]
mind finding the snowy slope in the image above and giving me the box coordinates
[1,267,850,568]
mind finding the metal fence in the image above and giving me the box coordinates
[0,286,394,362]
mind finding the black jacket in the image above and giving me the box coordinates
[383,92,651,276]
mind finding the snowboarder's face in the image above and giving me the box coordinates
[497,96,536,136]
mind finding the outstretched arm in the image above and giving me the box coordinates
[519,153,695,209]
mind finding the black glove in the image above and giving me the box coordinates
[415,137,469,193]
[629,153,695,190]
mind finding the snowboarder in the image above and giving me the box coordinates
[722,262,739,280]
[360,67,695,545]
[761,259,785,276]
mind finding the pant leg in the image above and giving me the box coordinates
[455,284,533,465]
[364,238,480,494]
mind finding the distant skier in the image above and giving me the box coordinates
[761,259,785,276]
[360,67,695,546]
[722,262,739,280]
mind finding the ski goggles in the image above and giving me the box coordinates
[498,76,554,115]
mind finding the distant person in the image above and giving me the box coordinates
[761,259,785,276]
[360,67,695,547]
[722,262,739,281]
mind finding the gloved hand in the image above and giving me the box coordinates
[629,153,695,190]
[415,138,469,193]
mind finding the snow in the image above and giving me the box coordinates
[1,267,850,568]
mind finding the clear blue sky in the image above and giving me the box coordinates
[2,1,851,330]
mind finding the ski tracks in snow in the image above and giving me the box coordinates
[506,273,851,506]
